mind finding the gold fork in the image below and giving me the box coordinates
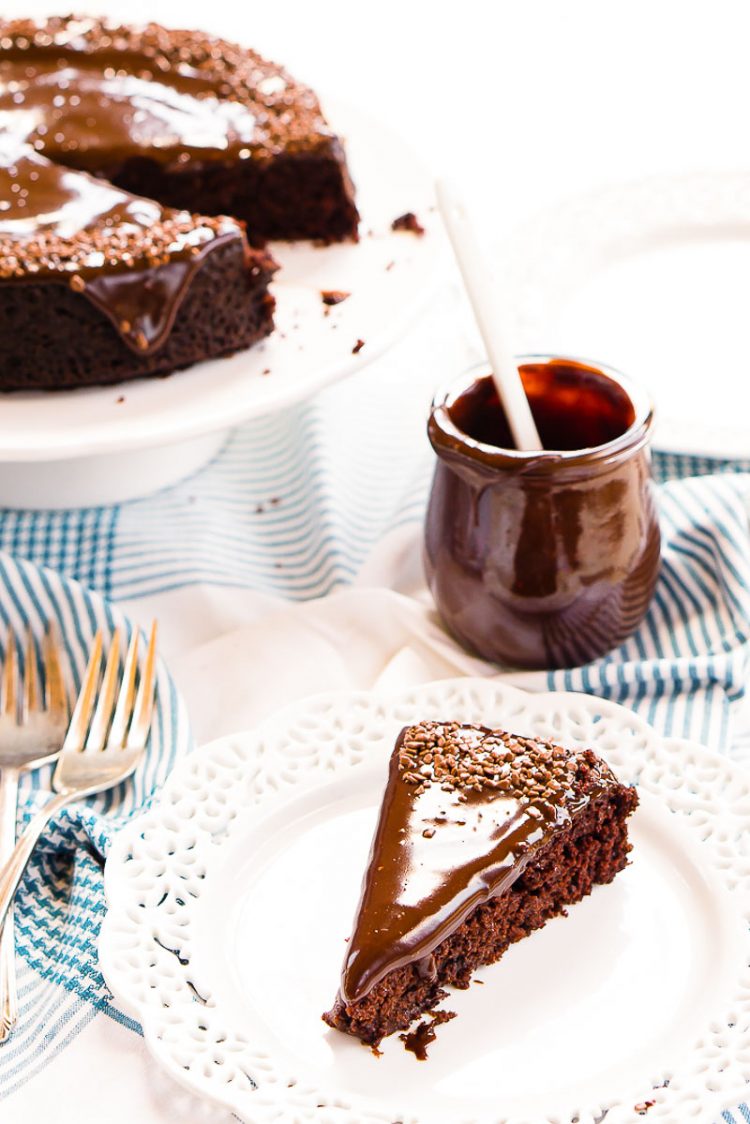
[0,628,68,1042]
[0,623,157,973]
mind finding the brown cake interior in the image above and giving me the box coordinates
[0,239,276,392]
[107,147,359,246]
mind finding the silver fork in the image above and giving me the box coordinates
[0,628,68,1042]
[0,622,158,969]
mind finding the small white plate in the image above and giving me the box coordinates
[0,99,441,506]
[100,679,750,1124]
[500,171,750,460]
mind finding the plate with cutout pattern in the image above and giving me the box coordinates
[100,679,750,1124]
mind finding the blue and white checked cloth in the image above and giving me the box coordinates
[0,314,748,1120]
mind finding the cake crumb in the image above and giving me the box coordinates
[385,260,395,271]
[352,339,365,354]
[261,368,271,375]
[116,395,125,404]
[391,211,425,236]
[635,1101,656,1115]
[321,289,350,306]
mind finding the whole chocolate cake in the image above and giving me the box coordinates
[0,15,359,390]
[324,721,638,1048]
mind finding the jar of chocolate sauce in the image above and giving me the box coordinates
[424,356,661,669]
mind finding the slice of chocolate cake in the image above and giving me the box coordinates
[0,141,277,390]
[324,720,637,1047]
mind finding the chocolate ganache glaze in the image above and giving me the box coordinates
[424,359,661,669]
[341,721,615,1004]
[0,16,338,169]
[0,137,252,353]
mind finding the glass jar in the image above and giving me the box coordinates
[424,356,661,669]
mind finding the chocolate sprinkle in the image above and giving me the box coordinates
[0,183,235,280]
[397,720,607,806]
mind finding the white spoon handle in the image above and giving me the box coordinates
[437,180,543,452]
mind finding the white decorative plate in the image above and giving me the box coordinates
[100,679,750,1124]
[499,171,750,460]
[0,99,441,506]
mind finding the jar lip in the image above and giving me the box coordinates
[431,355,655,470]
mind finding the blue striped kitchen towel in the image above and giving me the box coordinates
[0,555,191,1099]
[0,341,747,1115]
[722,1108,750,1123]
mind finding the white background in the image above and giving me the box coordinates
[5,2,750,1120]
[8,0,750,224]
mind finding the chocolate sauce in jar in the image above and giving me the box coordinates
[424,357,661,669]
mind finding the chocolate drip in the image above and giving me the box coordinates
[341,722,613,1005]
[81,246,238,353]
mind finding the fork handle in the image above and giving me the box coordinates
[0,791,71,941]
[0,766,20,1041]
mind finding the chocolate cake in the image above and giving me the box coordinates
[0,15,360,390]
[324,720,638,1047]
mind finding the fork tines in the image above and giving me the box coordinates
[66,622,158,754]
[1,625,68,724]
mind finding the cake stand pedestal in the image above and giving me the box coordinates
[0,429,229,511]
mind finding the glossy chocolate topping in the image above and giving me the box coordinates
[0,15,333,168]
[0,138,247,352]
[341,721,616,1004]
